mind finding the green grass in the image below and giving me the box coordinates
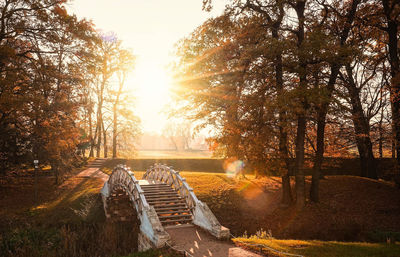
[233,237,400,257]
[4,159,400,257]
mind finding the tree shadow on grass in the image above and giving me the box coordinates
[33,168,107,224]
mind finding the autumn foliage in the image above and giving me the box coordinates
[0,0,138,182]
[172,0,400,206]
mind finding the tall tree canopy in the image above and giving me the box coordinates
[0,0,140,182]
[172,0,400,207]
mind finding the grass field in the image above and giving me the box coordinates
[103,164,400,243]
[233,237,400,257]
[2,159,400,257]
[0,167,180,257]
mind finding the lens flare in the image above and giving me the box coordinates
[224,159,244,178]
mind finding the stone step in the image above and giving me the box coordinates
[144,191,177,196]
[144,192,178,196]
[154,205,189,211]
[160,217,192,225]
[143,191,177,195]
[147,197,185,202]
[147,199,186,205]
[141,183,193,226]
[153,203,187,209]
[152,203,187,209]
[158,214,192,220]
[142,186,175,190]
[145,195,182,201]
[142,186,174,190]
[156,209,191,215]
[141,184,170,188]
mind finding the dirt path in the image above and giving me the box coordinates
[75,158,109,181]
[166,226,262,257]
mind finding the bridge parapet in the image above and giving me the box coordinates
[143,163,230,239]
[101,165,169,250]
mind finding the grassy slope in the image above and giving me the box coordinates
[103,159,400,242]
[233,238,400,257]
[0,167,180,257]
[3,158,400,257]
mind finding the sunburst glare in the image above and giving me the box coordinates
[130,59,172,133]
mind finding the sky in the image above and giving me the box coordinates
[68,0,225,133]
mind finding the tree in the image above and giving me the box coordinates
[162,120,192,151]
[309,0,361,202]
[112,48,135,158]
[80,32,138,159]
[175,0,397,207]
[0,0,97,182]
[380,0,400,169]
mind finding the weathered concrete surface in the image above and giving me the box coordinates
[166,226,262,257]
[193,201,230,239]
[144,164,230,239]
[101,165,170,250]
[99,163,260,255]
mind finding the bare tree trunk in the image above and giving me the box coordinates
[379,108,384,158]
[392,109,396,159]
[311,111,326,202]
[244,0,292,205]
[103,119,107,158]
[393,125,396,159]
[311,66,339,202]
[281,172,292,206]
[344,64,378,179]
[294,0,307,209]
[89,107,94,157]
[91,118,98,158]
[310,0,360,202]
[51,161,60,185]
[295,114,307,208]
[274,30,293,206]
[382,0,400,171]
[96,114,102,158]
[112,78,123,159]
[393,140,396,159]
[112,105,117,158]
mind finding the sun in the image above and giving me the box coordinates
[129,59,172,133]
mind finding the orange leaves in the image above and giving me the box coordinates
[53,5,68,18]
[40,120,51,128]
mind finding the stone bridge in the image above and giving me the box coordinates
[100,163,230,251]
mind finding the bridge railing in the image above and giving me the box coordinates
[101,165,170,250]
[143,163,199,211]
[143,163,230,239]
[107,165,150,215]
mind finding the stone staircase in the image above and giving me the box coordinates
[141,183,193,226]
[101,164,229,251]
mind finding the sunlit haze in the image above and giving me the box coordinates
[69,0,225,133]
